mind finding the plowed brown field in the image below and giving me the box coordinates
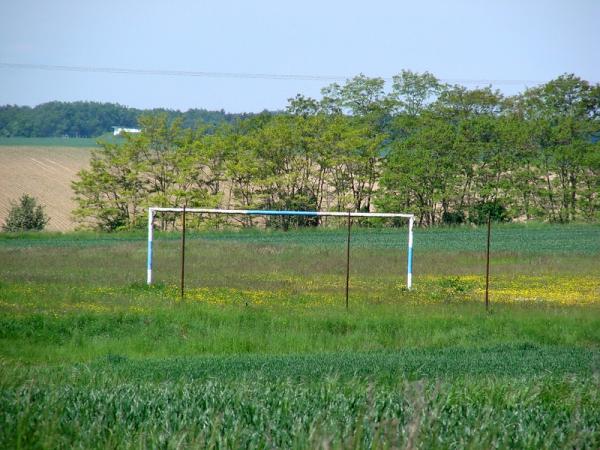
[0,146,92,231]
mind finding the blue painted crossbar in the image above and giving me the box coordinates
[247,210,319,216]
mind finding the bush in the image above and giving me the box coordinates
[442,210,465,225]
[2,194,49,232]
[469,200,510,225]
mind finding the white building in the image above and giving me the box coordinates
[112,126,141,136]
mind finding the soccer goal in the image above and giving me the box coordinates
[146,207,415,301]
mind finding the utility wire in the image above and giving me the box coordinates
[0,62,546,86]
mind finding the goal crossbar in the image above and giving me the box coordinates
[150,207,414,219]
[147,207,415,291]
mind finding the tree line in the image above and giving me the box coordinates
[72,71,600,229]
[0,101,250,138]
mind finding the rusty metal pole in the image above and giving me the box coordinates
[485,212,491,312]
[345,211,352,310]
[180,205,186,300]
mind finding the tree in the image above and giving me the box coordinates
[319,76,391,213]
[72,139,145,231]
[378,114,462,226]
[67,72,599,229]
[388,70,443,116]
[72,114,222,231]
[320,74,389,117]
[515,74,600,222]
[2,194,49,231]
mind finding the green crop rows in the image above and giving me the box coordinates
[2,223,599,253]
[1,224,599,448]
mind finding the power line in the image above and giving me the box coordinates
[0,62,349,82]
[0,62,547,86]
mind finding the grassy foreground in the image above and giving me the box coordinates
[1,224,599,448]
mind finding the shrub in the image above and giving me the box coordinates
[469,200,510,225]
[442,210,466,225]
[2,194,49,232]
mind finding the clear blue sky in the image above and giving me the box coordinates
[1,0,598,112]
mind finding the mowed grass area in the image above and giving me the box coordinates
[1,224,600,448]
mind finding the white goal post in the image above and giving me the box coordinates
[146,207,415,290]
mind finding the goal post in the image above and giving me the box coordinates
[146,207,415,291]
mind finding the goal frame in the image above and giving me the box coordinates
[146,207,415,291]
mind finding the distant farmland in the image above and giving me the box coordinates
[0,146,92,231]
[0,135,123,147]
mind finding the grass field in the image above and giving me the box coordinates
[1,224,599,448]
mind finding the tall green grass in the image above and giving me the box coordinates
[1,224,599,448]
[0,276,598,364]
[2,371,599,449]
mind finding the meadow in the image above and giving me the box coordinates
[1,224,599,448]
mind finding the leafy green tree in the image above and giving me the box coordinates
[469,199,510,225]
[388,70,443,116]
[515,74,600,222]
[68,72,600,229]
[72,139,145,230]
[250,115,321,228]
[378,115,462,226]
[2,194,49,231]
[73,114,222,230]
[319,76,391,213]
[320,74,389,117]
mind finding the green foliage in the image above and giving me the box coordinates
[1,194,49,232]
[0,101,249,138]
[72,114,222,230]
[469,199,510,225]
[441,210,465,225]
[379,73,600,225]
[55,71,600,229]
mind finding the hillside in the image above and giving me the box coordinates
[0,146,92,231]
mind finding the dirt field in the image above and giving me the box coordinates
[0,146,92,231]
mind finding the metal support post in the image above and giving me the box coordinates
[180,205,187,299]
[485,213,491,311]
[407,216,414,289]
[345,211,352,309]
[147,208,154,285]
